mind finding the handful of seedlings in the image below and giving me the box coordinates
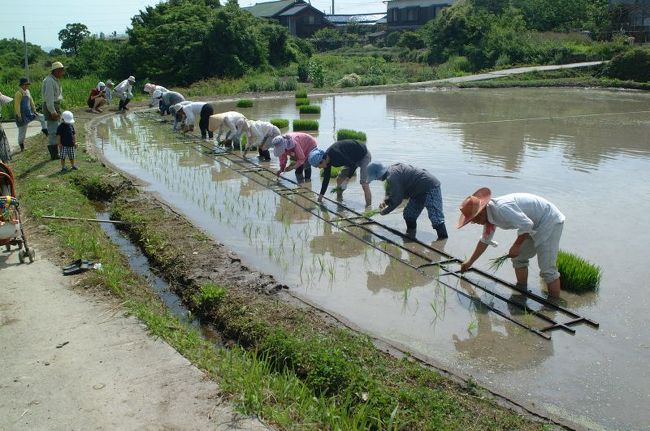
[557,250,601,292]
[489,253,510,271]
[363,208,380,218]
[330,186,345,194]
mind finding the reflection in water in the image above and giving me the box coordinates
[310,209,370,259]
[367,241,443,294]
[386,89,650,172]
[452,279,554,372]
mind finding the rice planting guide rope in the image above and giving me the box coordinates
[132,111,600,340]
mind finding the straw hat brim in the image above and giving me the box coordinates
[457,187,492,228]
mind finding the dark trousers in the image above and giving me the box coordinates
[199,104,214,139]
[296,163,311,180]
[118,98,131,111]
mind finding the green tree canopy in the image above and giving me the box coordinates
[58,23,91,54]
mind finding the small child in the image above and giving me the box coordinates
[56,111,78,172]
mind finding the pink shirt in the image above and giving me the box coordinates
[279,132,317,172]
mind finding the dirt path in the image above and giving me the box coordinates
[0,247,269,431]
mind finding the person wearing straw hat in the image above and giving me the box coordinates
[272,132,317,181]
[115,76,136,112]
[0,92,14,162]
[56,111,77,172]
[14,77,47,151]
[457,188,565,298]
[42,61,65,160]
[366,162,448,240]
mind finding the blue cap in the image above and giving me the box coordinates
[308,148,326,167]
[367,162,388,182]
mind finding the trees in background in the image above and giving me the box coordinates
[58,23,91,55]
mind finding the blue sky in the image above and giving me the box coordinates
[0,0,387,50]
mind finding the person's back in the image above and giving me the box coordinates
[386,163,440,201]
[488,193,564,244]
[326,140,367,167]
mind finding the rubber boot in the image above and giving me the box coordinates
[258,148,271,161]
[405,219,417,238]
[434,222,448,240]
[47,145,59,161]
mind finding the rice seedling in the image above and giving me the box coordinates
[295,98,310,106]
[299,105,321,114]
[337,129,367,142]
[321,166,343,178]
[557,250,602,292]
[295,89,308,99]
[363,209,380,218]
[292,119,319,131]
[488,253,510,272]
[236,99,254,108]
[466,319,478,333]
[270,118,289,129]
[330,186,344,194]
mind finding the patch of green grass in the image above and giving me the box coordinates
[337,129,367,141]
[295,89,308,98]
[292,119,318,131]
[192,282,227,311]
[299,105,321,114]
[295,98,310,106]
[236,99,254,108]
[557,250,601,292]
[270,118,289,129]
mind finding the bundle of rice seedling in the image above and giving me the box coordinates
[299,105,321,114]
[321,166,342,178]
[271,118,289,129]
[293,119,318,131]
[337,129,367,141]
[363,208,380,218]
[489,254,510,271]
[295,89,308,98]
[236,99,253,108]
[295,98,310,106]
[557,250,601,292]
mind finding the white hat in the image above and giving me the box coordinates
[97,81,106,90]
[0,92,13,105]
[62,111,75,124]
[51,61,64,71]
[128,76,136,82]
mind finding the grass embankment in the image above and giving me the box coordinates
[453,67,650,90]
[11,118,549,430]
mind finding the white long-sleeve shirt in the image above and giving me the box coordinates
[482,193,565,246]
[180,102,206,127]
[246,120,281,149]
[114,79,133,99]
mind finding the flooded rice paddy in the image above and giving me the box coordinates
[96,88,650,430]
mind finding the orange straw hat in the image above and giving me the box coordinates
[457,187,492,228]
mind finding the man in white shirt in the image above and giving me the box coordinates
[115,76,136,112]
[176,102,215,139]
[243,120,281,160]
[457,187,565,298]
[42,61,65,159]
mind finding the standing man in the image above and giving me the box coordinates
[42,61,65,160]
[115,76,136,112]
[308,140,372,207]
[14,77,46,152]
[366,162,448,240]
[457,188,565,298]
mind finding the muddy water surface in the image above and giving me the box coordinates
[96,88,650,430]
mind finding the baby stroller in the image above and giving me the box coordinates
[0,162,35,263]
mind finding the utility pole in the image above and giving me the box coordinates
[331,0,334,14]
[22,26,29,80]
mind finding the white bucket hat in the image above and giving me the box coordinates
[62,111,75,124]
[51,61,65,71]
[128,76,136,83]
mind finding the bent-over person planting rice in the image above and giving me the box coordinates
[457,187,565,298]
